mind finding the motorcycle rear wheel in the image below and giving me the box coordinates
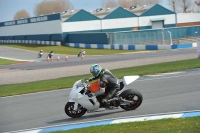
[119,89,143,111]
[65,102,87,118]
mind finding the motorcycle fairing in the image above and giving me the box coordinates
[123,76,139,85]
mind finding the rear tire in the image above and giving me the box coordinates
[119,89,143,111]
[65,102,87,118]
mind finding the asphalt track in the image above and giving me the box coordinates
[1,69,200,132]
[0,46,198,85]
[0,46,200,132]
[0,46,198,70]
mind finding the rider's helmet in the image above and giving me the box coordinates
[90,64,102,78]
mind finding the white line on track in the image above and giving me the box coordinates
[0,88,68,99]
[0,56,37,62]
[138,72,200,82]
[145,71,185,77]
[3,110,200,133]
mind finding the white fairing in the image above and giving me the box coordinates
[69,80,100,111]
[123,76,139,85]
[69,80,83,99]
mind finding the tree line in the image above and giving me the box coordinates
[14,0,73,20]
[14,0,193,20]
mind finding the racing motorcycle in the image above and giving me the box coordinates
[65,76,143,118]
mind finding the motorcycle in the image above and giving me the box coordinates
[65,76,143,118]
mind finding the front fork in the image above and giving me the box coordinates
[68,99,79,110]
[73,102,79,110]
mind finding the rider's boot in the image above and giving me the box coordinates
[103,98,120,110]
[102,99,111,109]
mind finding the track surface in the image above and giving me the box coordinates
[0,47,198,85]
[1,70,200,132]
[0,47,198,70]
[0,46,200,132]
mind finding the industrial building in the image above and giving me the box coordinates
[0,4,199,47]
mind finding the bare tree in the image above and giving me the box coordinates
[118,0,132,8]
[167,0,179,12]
[129,0,158,6]
[102,0,118,8]
[14,10,30,20]
[141,0,158,5]
[34,0,74,16]
[180,0,192,13]
[178,0,192,13]
[102,0,158,9]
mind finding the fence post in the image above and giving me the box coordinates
[145,32,148,45]
[121,33,127,45]
[161,31,164,45]
[132,33,134,44]
[153,32,156,44]
[137,33,140,45]
[195,31,198,41]
[120,33,123,44]
[168,31,173,45]
[107,33,113,44]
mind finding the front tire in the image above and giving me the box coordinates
[119,89,143,111]
[65,102,87,118]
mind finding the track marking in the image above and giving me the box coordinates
[0,88,68,98]
[0,56,37,62]
[4,110,200,133]
[146,71,185,77]
[138,72,200,82]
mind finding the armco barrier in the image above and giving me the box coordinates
[0,40,61,46]
[66,42,197,50]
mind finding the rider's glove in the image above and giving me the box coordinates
[84,78,93,83]
[85,79,89,83]
[88,92,95,97]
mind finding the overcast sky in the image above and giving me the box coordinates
[0,0,196,22]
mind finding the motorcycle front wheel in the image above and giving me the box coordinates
[119,89,143,111]
[65,102,87,118]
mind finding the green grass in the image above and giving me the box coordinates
[52,116,200,133]
[0,43,136,55]
[0,58,22,65]
[111,58,200,77]
[0,58,200,97]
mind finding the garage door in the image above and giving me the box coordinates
[152,20,164,29]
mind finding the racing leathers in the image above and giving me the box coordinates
[88,68,120,108]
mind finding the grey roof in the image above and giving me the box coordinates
[89,7,118,19]
[127,4,155,16]
[88,5,154,18]
[61,9,80,21]
[61,4,155,21]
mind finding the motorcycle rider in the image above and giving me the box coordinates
[86,64,121,109]
[38,50,43,58]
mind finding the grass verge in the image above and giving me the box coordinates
[0,58,200,97]
[0,43,136,55]
[0,58,22,65]
[52,116,200,133]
